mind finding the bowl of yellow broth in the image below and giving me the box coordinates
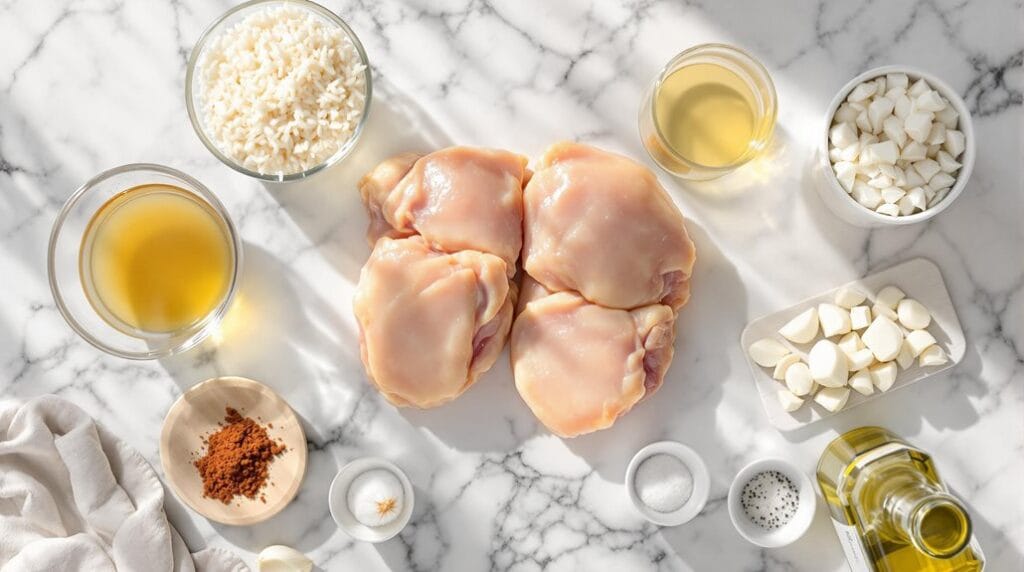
[639,43,777,180]
[49,164,241,359]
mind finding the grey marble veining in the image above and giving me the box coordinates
[1,0,1022,570]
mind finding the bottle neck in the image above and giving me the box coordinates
[884,483,972,558]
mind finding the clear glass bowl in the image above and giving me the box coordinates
[639,43,777,180]
[185,0,372,182]
[48,164,242,359]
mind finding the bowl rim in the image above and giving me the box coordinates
[726,457,816,548]
[329,457,415,542]
[184,0,373,182]
[47,162,243,360]
[624,440,710,527]
[820,64,976,225]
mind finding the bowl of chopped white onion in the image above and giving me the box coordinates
[186,0,372,182]
[817,66,974,227]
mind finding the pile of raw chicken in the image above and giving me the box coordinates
[353,142,696,437]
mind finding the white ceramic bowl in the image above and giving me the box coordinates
[727,458,816,548]
[817,65,975,227]
[329,457,414,543]
[625,441,710,526]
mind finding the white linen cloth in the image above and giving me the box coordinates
[0,396,248,572]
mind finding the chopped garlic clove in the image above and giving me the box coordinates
[935,105,958,129]
[784,362,815,396]
[773,354,801,380]
[862,315,904,362]
[848,81,878,102]
[882,116,908,148]
[915,90,946,112]
[908,78,931,98]
[814,387,851,412]
[919,345,948,367]
[808,339,849,388]
[936,150,961,173]
[944,129,966,158]
[749,338,791,367]
[848,369,875,395]
[868,97,895,133]
[837,331,864,357]
[913,159,941,183]
[848,348,876,371]
[903,112,934,143]
[779,307,820,344]
[901,140,927,162]
[869,361,898,391]
[876,203,900,217]
[881,187,906,204]
[905,329,937,357]
[830,122,859,149]
[896,339,916,369]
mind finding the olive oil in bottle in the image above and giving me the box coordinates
[80,184,234,335]
[816,427,984,571]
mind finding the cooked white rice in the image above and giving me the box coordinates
[198,5,367,176]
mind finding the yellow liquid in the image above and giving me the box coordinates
[817,427,984,571]
[654,62,757,167]
[81,184,233,334]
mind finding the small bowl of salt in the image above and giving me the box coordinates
[727,457,816,548]
[625,441,710,526]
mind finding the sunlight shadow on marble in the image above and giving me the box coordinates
[258,76,455,285]
[565,218,739,483]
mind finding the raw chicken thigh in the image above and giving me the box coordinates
[522,142,696,310]
[353,236,514,408]
[360,146,529,272]
[511,278,676,438]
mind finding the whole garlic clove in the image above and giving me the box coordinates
[850,306,872,330]
[848,369,875,395]
[814,387,851,412]
[779,307,820,344]
[778,389,805,412]
[808,339,849,388]
[819,303,853,337]
[869,361,899,391]
[875,286,906,309]
[919,345,948,367]
[862,315,904,362]
[258,545,313,572]
[748,338,790,367]
[897,298,931,330]
[905,329,938,357]
[835,286,868,309]
[773,354,802,380]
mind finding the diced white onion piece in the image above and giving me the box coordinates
[908,78,931,98]
[898,195,916,216]
[850,306,872,330]
[919,345,948,367]
[870,361,898,392]
[927,122,947,145]
[868,141,900,165]
[837,331,864,357]
[905,329,937,357]
[927,144,941,159]
[901,140,927,162]
[773,353,801,380]
[835,287,867,309]
[778,389,805,412]
[819,303,853,337]
[779,307,820,344]
[876,286,906,308]
[874,77,886,94]
[906,187,927,211]
[785,362,815,396]
[876,203,900,217]
[814,387,851,412]
[935,105,958,129]
[904,112,934,143]
[913,159,941,183]
[894,94,912,119]
[862,315,904,361]
[944,129,965,158]
[853,183,883,209]
[840,144,860,162]
[886,73,909,91]
[868,97,895,133]
[856,110,873,133]
[896,339,916,369]
[929,187,950,207]
[868,174,892,189]
[829,147,845,163]
[809,340,849,388]
[848,81,878,102]
[882,116,907,148]
[937,150,961,173]
[848,348,875,371]
[830,122,859,149]
[892,166,907,187]
[849,369,875,395]
[897,299,931,330]
[903,162,926,184]
[835,103,859,124]
[929,171,956,190]
[749,337,791,367]
[834,161,857,191]
[881,187,906,204]
[915,90,946,112]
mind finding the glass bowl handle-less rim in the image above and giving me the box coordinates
[47,163,243,360]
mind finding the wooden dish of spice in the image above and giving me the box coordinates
[159,376,307,525]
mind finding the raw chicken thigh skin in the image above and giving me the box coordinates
[353,236,515,408]
[522,142,696,310]
[359,146,529,273]
[511,278,676,438]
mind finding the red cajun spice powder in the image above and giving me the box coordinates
[194,407,286,504]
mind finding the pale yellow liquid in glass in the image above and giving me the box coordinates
[654,63,757,168]
[80,184,232,334]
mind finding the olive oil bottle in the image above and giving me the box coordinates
[817,427,984,571]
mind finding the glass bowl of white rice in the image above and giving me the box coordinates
[186,0,371,182]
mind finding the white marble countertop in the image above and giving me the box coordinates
[2,0,1022,570]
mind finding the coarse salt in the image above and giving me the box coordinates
[633,454,694,513]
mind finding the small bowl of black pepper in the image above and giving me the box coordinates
[727,457,817,548]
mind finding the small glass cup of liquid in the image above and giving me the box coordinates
[49,164,242,359]
[639,44,777,180]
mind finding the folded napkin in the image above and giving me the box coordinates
[0,396,248,572]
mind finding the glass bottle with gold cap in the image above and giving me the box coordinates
[816,427,984,571]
